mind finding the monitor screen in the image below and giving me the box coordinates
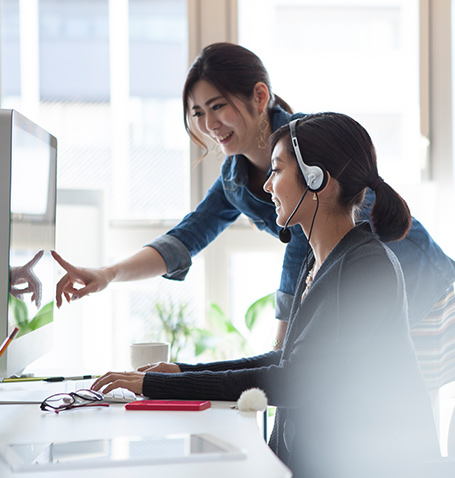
[10,112,55,220]
[0,109,57,378]
[9,111,56,337]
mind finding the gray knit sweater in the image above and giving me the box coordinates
[143,222,439,476]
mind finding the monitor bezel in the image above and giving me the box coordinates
[0,109,57,379]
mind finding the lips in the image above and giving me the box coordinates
[271,197,281,209]
[217,131,233,143]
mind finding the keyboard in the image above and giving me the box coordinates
[102,387,137,403]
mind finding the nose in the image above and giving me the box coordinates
[263,175,272,193]
[205,111,219,133]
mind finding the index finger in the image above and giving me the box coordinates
[91,371,118,391]
[26,250,44,268]
[51,250,78,275]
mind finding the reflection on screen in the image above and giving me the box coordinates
[8,113,56,338]
[10,125,51,216]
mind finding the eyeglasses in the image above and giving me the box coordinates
[40,389,108,413]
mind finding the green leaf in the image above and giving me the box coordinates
[209,303,247,339]
[27,301,54,331]
[245,292,275,331]
[208,303,230,333]
[8,295,29,327]
[193,329,222,355]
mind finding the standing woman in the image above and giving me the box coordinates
[52,42,306,345]
[92,113,440,477]
[53,42,455,364]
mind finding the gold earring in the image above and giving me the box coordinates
[257,113,270,150]
[313,193,317,201]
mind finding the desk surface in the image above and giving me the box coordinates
[0,381,291,477]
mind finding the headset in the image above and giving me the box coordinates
[289,118,328,193]
[278,119,328,243]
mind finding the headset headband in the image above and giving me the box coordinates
[289,119,327,193]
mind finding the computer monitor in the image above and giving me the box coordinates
[0,109,57,379]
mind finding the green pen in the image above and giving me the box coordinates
[2,377,47,383]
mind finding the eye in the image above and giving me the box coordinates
[192,111,203,118]
[211,103,226,111]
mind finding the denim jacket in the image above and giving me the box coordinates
[359,190,455,325]
[147,107,455,325]
[147,106,304,321]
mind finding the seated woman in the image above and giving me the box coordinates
[92,112,440,477]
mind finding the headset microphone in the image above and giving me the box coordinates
[279,186,309,243]
[278,227,292,244]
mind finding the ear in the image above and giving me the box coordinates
[317,171,332,196]
[253,82,270,114]
[318,171,346,207]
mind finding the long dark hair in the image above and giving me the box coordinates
[269,112,411,242]
[183,42,293,153]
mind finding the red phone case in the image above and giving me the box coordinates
[125,400,211,411]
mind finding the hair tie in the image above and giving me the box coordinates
[370,176,384,191]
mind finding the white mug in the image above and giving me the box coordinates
[129,342,170,370]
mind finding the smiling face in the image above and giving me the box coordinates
[189,80,261,158]
[263,139,307,228]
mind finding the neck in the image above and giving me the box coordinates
[244,111,272,173]
[306,214,355,269]
[247,148,272,173]
[245,141,272,174]
[243,120,273,200]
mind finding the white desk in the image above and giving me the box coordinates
[0,381,292,477]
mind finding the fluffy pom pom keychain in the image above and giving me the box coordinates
[236,388,268,412]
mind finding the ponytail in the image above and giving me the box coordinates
[269,112,412,244]
[369,179,411,242]
[271,93,293,114]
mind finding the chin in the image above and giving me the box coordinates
[221,146,237,156]
[276,215,286,228]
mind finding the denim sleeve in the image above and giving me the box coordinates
[275,291,294,323]
[146,175,241,281]
[146,235,191,281]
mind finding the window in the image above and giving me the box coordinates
[0,0,204,370]
[1,0,189,222]
[239,0,423,206]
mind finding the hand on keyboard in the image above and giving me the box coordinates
[102,387,137,403]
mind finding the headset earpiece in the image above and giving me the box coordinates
[278,119,327,244]
[305,163,328,193]
[289,119,328,193]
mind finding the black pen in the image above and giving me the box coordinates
[44,375,101,382]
